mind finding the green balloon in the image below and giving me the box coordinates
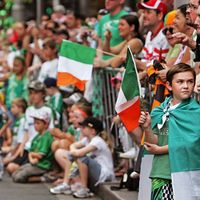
[46,7,53,15]
[0,10,7,16]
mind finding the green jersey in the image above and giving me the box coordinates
[30,131,53,170]
[97,10,128,60]
[6,73,28,108]
[67,124,76,136]
[46,92,63,128]
[150,122,171,180]
[47,92,63,115]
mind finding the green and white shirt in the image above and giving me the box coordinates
[30,131,54,170]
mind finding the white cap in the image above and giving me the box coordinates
[31,109,50,124]
[63,93,83,105]
[54,5,66,14]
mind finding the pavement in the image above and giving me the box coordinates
[0,173,138,200]
[96,182,138,200]
[0,173,100,200]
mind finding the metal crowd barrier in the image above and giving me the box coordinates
[92,68,119,132]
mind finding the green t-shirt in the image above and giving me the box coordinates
[66,125,81,141]
[46,92,63,128]
[150,121,171,180]
[30,131,54,170]
[97,9,128,60]
[48,92,63,115]
[67,124,76,136]
[12,116,23,136]
[5,73,28,109]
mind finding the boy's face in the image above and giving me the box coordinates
[13,59,24,75]
[81,126,93,137]
[43,46,55,59]
[11,104,21,116]
[34,118,48,132]
[167,71,195,103]
[29,90,44,106]
[46,87,54,96]
[72,109,86,128]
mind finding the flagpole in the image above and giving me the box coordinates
[96,48,117,57]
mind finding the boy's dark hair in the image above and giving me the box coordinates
[166,63,196,86]
[55,28,70,40]
[44,77,57,88]
[43,38,57,49]
[14,55,26,65]
[12,98,27,113]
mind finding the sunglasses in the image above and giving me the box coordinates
[162,27,174,35]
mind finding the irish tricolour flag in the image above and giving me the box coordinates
[57,40,96,91]
[115,47,141,132]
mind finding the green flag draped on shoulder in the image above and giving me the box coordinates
[151,97,200,199]
[57,40,96,91]
[115,47,141,132]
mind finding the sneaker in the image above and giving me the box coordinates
[119,148,136,159]
[130,171,140,178]
[41,173,58,183]
[73,187,94,198]
[71,182,82,193]
[49,183,71,195]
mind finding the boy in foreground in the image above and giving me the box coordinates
[139,63,200,199]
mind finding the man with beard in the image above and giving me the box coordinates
[186,0,199,26]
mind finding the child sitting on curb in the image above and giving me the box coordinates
[12,110,54,183]
[50,117,115,198]
[3,98,27,166]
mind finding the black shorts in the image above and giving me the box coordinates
[12,150,29,165]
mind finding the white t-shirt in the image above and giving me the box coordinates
[38,58,58,82]
[141,29,170,67]
[82,136,115,184]
[24,105,54,150]
[12,117,26,147]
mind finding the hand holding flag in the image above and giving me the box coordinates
[115,47,141,132]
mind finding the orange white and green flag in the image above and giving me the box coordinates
[115,47,141,132]
[57,40,96,91]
